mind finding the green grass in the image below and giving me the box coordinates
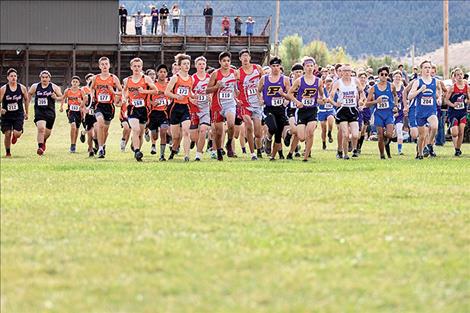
[1,109,469,313]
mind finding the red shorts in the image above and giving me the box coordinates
[211,110,224,124]
[451,116,467,127]
[190,112,200,129]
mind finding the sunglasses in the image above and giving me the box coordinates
[379,72,388,77]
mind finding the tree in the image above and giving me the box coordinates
[302,40,330,67]
[279,34,303,72]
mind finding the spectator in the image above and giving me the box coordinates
[160,4,170,35]
[171,4,181,34]
[221,16,230,36]
[203,4,213,36]
[119,4,128,35]
[134,11,144,35]
[234,16,243,36]
[411,66,418,80]
[151,6,159,35]
[245,16,255,36]
[398,64,409,84]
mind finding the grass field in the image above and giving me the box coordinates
[1,108,469,313]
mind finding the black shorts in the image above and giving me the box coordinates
[264,106,288,144]
[169,103,190,125]
[335,106,359,124]
[1,116,24,133]
[286,107,297,119]
[148,110,169,131]
[84,114,97,131]
[67,110,82,128]
[297,107,317,125]
[127,106,148,124]
[120,118,130,128]
[95,103,115,122]
[34,109,56,129]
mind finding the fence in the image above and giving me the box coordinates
[121,15,271,37]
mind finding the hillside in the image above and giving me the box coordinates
[403,41,470,69]
[120,0,470,58]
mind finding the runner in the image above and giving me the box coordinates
[121,58,157,162]
[330,64,365,159]
[259,56,291,161]
[145,68,158,154]
[288,57,323,162]
[60,76,86,153]
[28,70,63,156]
[237,49,264,160]
[407,60,441,159]
[403,78,419,151]
[90,56,123,158]
[191,56,211,161]
[318,76,335,150]
[82,73,98,157]
[366,66,397,159]
[206,51,239,161]
[356,71,371,154]
[286,63,304,159]
[392,70,406,155]
[0,68,29,157]
[148,64,170,161]
[445,67,469,156]
[165,53,194,162]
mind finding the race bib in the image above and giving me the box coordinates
[377,98,389,109]
[88,108,94,115]
[324,103,333,109]
[302,98,313,107]
[247,88,257,96]
[157,98,167,106]
[220,92,233,100]
[38,98,48,106]
[454,101,465,110]
[198,95,208,102]
[132,98,145,108]
[289,101,297,109]
[177,86,189,96]
[98,93,111,102]
[69,104,80,111]
[342,97,356,106]
[271,97,284,106]
[7,102,18,111]
[421,96,433,106]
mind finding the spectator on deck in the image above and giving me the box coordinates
[222,16,230,36]
[160,4,169,35]
[171,4,181,34]
[119,4,128,35]
[245,16,255,36]
[203,4,213,36]
[134,11,144,35]
[234,16,243,36]
[151,6,159,35]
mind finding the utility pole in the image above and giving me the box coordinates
[274,0,280,56]
[443,0,449,79]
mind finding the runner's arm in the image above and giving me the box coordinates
[0,86,5,115]
[329,81,339,107]
[21,84,29,118]
[365,86,376,107]
[164,76,182,100]
[408,80,425,100]
[444,87,454,108]
[60,88,68,112]
[52,83,63,101]
[205,72,220,94]
[317,80,324,105]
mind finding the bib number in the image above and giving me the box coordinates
[324,103,333,109]
[88,108,94,115]
[132,99,145,108]
[177,87,189,96]
[247,88,257,96]
[69,104,80,111]
[302,98,313,107]
[271,97,283,106]
[198,95,208,102]
[421,97,433,106]
[38,98,48,106]
[289,101,297,109]
[7,103,18,111]
[377,98,390,109]
[454,101,465,110]
[98,93,111,102]
[220,92,233,100]
[157,98,167,106]
[342,97,355,106]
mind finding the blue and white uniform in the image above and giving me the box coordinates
[372,82,395,127]
[318,86,335,122]
[415,77,437,127]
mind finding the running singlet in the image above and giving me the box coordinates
[336,79,358,107]
[373,82,394,113]
[238,65,262,108]
[126,75,148,109]
[296,76,319,108]
[2,84,24,118]
[319,86,334,111]
[262,74,286,107]
[150,81,169,111]
[212,68,237,110]
[173,74,192,105]
[192,73,210,113]
[35,83,55,112]
[288,78,299,109]
[94,75,115,104]
[65,89,83,112]
[415,77,437,116]
[449,83,468,112]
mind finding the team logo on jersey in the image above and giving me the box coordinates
[267,86,282,96]
[302,88,317,98]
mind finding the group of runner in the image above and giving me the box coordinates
[1,50,469,161]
